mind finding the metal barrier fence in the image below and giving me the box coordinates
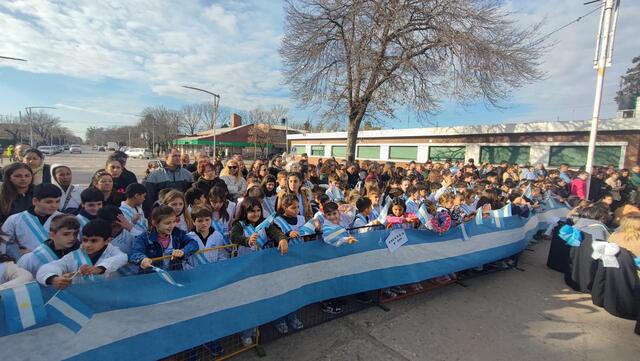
[154,234,528,361]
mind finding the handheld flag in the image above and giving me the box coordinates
[417,203,432,227]
[376,201,390,225]
[491,210,503,228]
[0,282,47,333]
[298,218,317,236]
[459,223,470,241]
[45,291,95,333]
[192,252,211,266]
[255,214,275,233]
[523,184,532,199]
[475,207,485,225]
[150,266,184,287]
[322,224,348,247]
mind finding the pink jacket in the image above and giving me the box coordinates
[570,178,587,200]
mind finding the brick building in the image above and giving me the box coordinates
[174,113,303,159]
[287,117,640,169]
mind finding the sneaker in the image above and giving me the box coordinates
[288,316,304,330]
[382,289,397,298]
[275,321,289,334]
[390,286,407,295]
[355,293,373,304]
[321,302,344,315]
[241,336,253,347]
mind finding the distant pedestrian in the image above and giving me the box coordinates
[0,144,4,164]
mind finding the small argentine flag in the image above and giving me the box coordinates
[0,282,47,333]
[475,208,485,225]
[192,252,210,266]
[523,183,532,199]
[417,203,432,226]
[150,266,184,287]
[45,291,95,333]
[255,214,275,233]
[376,201,390,225]
[298,218,317,236]
[459,223,470,241]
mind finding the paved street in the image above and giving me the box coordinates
[237,240,640,361]
[40,148,153,185]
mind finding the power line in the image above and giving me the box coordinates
[540,3,604,41]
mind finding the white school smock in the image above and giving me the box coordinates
[0,262,34,291]
[185,230,226,269]
[1,210,61,259]
[17,243,61,277]
[119,202,148,236]
[36,244,127,286]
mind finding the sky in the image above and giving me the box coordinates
[0,0,639,139]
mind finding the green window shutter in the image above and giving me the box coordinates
[331,145,346,158]
[310,145,325,156]
[428,146,466,162]
[357,145,380,159]
[549,146,621,167]
[292,145,306,154]
[389,146,418,161]
[479,146,530,165]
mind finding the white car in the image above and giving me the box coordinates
[37,146,56,155]
[69,145,82,154]
[125,148,153,159]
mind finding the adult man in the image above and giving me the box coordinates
[346,163,360,189]
[143,149,194,214]
[559,163,572,184]
[629,165,640,204]
[111,151,138,189]
[181,153,191,170]
[50,164,83,214]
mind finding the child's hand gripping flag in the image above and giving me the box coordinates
[0,282,47,333]
[254,214,275,234]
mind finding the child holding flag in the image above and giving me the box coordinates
[187,205,228,266]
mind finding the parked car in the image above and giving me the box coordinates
[125,148,153,159]
[69,145,82,154]
[98,146,106,152]
[106,142,118,151]
[37,146,56,155]
[63,145,69,150]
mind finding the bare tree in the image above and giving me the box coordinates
[281,0,545,162]
[180,104,204,135]
[0,115,27,144]
[246,105,290,158]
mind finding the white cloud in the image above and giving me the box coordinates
[203,4,238,34]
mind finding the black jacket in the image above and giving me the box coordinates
[143,165,193,215]
[590,248,639,320]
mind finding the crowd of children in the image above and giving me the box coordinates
[1,151,639,341]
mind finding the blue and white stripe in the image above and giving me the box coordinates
[32,244,58,265]
[0,282,46,333]
[45,291,94,333]
[21,212,48,245]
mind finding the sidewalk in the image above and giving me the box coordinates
[237,240,639,361]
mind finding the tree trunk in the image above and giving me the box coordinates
[346,107,366,163]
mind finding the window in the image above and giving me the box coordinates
[292,145,306,155]
[331,145,346,158]
[389,146,418,161]
[428,146,466,162]
[310,145,325,156]
[357,145,380,159]
[480,146,530,165]
[548,146,621,167]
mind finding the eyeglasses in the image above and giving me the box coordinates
[228,166,238,169]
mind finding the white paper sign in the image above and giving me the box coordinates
[385,229,408,254]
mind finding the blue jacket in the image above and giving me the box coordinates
[130,228,199,271]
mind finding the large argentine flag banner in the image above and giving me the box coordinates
[0,206,569,361]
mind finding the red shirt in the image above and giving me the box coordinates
[570,178,587,200]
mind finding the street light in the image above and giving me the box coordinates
[22,106,57,147]
[0,56,27,62]
[182,85,220,158]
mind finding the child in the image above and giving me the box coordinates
[367,190,382,222]
[274,194,307,244]
[325,175,345,202]
[0,251,34,291]
[130,206,199,271]
[261,174,278,213]
[276,170,288,194]
[120,183,148,236]
[97,205,136,257]
[404,185,420,214]
[77,187,104,238]
[17,215,80,277]
[36,219,128,289]
[229,197,295,340]
[386,197,417,229]
[321,202,357,247]
[208,186,235,243]
[1,183,63,260]
[187,205,228,266]
[185,187,207,212]
[160,189,193,232]
[352,197,379,233]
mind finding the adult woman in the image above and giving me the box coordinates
[248,160,264,178]
[0,163,33,223]
[22,148,50,185]
[91,171,124,206]
[502,165,520,183]
[194,162,227,196]
[50,164,82,214]
[535,162,548,179]
[276,172,313,221]
[104,157,126,195]
[220,159,247,201]
[604,172,623,210]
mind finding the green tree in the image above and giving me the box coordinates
[615,56,640,110]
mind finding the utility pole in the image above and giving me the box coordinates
[585,0,619,195]
[24,106,57,147]
[181,86,220,158]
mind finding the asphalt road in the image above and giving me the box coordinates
[236,240,640,361]
[38,148,154,186]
